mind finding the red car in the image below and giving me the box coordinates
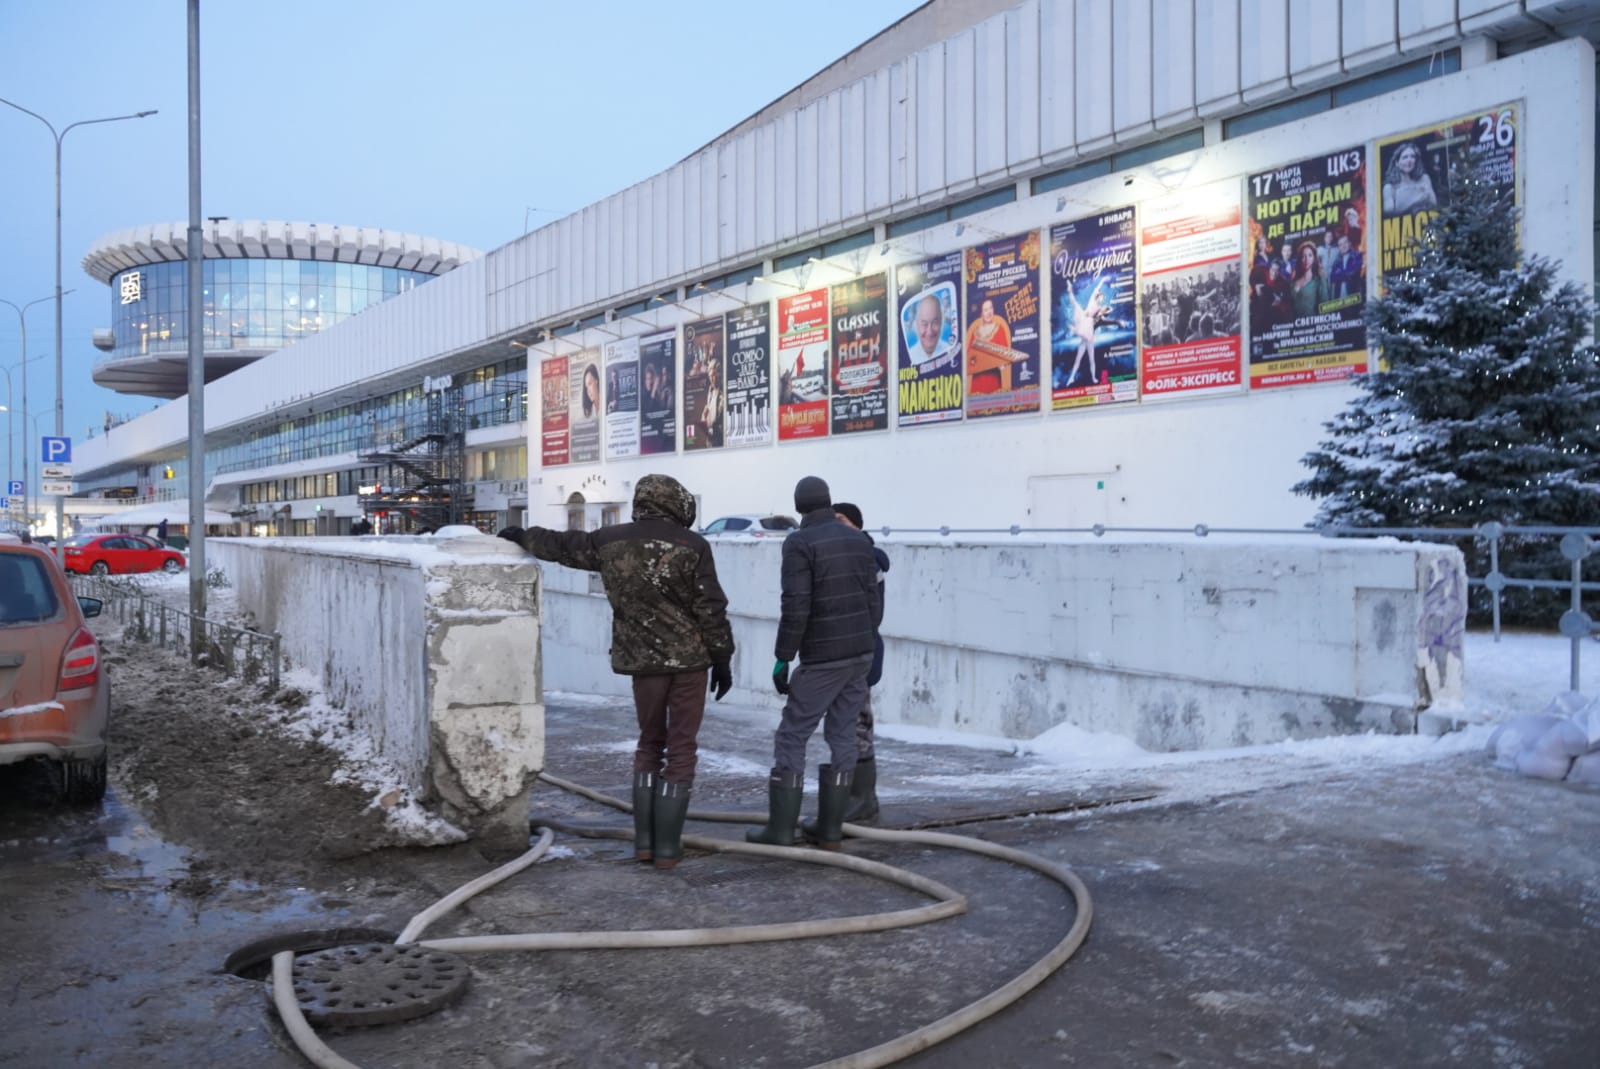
[61,533,187,576]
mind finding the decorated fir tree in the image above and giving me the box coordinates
[1294,168,1600,620]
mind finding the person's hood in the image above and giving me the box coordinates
[632,474,696,529]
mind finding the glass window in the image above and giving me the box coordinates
[1111,129,1205,170]
[1223,93,1329,139]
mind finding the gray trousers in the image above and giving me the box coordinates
[772,653,872,774]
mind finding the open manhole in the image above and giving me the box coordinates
[224,927,399,982]
[290,943,470,1027]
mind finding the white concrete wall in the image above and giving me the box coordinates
[538,535,1466,751]
[207,534,544,845]
[525,39,1595,533]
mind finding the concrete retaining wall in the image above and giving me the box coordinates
[538,536,1466,751]
[208,534,543,846]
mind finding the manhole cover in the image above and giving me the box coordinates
[290,943,469,1027]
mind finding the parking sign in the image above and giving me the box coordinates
[41,436,72,465]
[5,480,19,496]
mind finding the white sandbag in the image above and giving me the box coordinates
[1514,748,1574,781]
[1487,714,1562,771]
[1566,698,1600,749]
[1540,691,1591,719]
[1531,718,1591,760]
[1568,752,1600,787]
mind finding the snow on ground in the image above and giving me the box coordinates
[108,569,1597,828]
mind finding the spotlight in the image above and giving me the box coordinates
[954,222,967,237]
[1055,195,1067,211]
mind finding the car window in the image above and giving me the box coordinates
[0,554,61,624]
[724,518,751,531]
[63,535,95,547]
[702,519,726,533]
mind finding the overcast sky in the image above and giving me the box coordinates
[0,0,920,478]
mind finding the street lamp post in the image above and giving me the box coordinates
[0,295,51,512]
[1,351,50,527]
[1,97,156,554]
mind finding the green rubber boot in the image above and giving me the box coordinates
[745,768,804,846]
[804,757,878,842]
[812,764,854,851]
[842,757,879,823]
[652,779,691,870]
[631,771,657,863]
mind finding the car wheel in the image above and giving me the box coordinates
[60,754,107,806]
[89,561,110,576]
[162,558,182,573]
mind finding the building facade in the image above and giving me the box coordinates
[83,220,478,398]
[69,0,1600,540]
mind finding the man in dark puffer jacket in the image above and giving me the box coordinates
[747,475,882,851]
[498,473,734,870]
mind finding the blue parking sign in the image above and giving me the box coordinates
[41,436,71,464]
[5,480,19,496]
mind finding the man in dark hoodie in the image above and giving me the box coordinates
[498,474,734,869]
[747,475,882,851]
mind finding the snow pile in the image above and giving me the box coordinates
[1486,691,1600,787]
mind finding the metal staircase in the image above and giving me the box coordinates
[357,387,469,530]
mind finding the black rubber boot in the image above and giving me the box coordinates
[745,768,804,846]
[842,757,879,823]
[631,771,657,862]
[812,764,854,851]
[652,779,691,870]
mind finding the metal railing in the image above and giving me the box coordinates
[70,575,282,690]
[874,521,1597,691]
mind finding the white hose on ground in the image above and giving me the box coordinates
[271,950,365,1069]
[395,827,554,944]
[272,772,1094,1069]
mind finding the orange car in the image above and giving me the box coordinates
[0,539,111,803]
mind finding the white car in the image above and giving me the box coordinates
[699,514,798,539]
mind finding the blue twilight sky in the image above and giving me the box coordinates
[0,0,921,476]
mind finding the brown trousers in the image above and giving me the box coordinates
[632,669,709,785]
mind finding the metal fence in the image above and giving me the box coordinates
[70,575,282,690]
[873,521,1597,691]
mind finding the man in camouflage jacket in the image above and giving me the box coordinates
[498,473,734,869]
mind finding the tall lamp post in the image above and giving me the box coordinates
[1,351,50,529]
[0,98,156,553]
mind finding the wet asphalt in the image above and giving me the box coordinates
[2,694,1598,1069]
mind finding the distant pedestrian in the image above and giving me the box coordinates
[747,476,882,851]
[498,474,734,869]
[156,518,169,546]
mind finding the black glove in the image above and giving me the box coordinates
[497,526,525,546]
[710,661,732,701]
[772,659,790,696]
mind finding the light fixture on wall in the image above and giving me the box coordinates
[879,241,892,255]
[954,222,967,236]
[1055,195,1067,212]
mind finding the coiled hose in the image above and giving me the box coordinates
[272,770,1093,1069]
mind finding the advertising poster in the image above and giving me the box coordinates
[962,230,1042,419]
[539,354,570,467]
[639,329,677,455]
[777,288,830,441]
[829,272,890,436]
[567,348,602,465]
[1049,206,1138,410]
[1138,180,1243,400]
[1246,146,1370,389]
[682,316,724,451]
[603,336,640,459]
[725,302,772,447]
[1377,103,1518,288]
[894,252,964,426]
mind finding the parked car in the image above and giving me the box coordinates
[699,514,799,538]
[0,541,110,803]
[60,533,187,575]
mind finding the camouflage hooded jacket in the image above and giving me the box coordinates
[510,474,735,675]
